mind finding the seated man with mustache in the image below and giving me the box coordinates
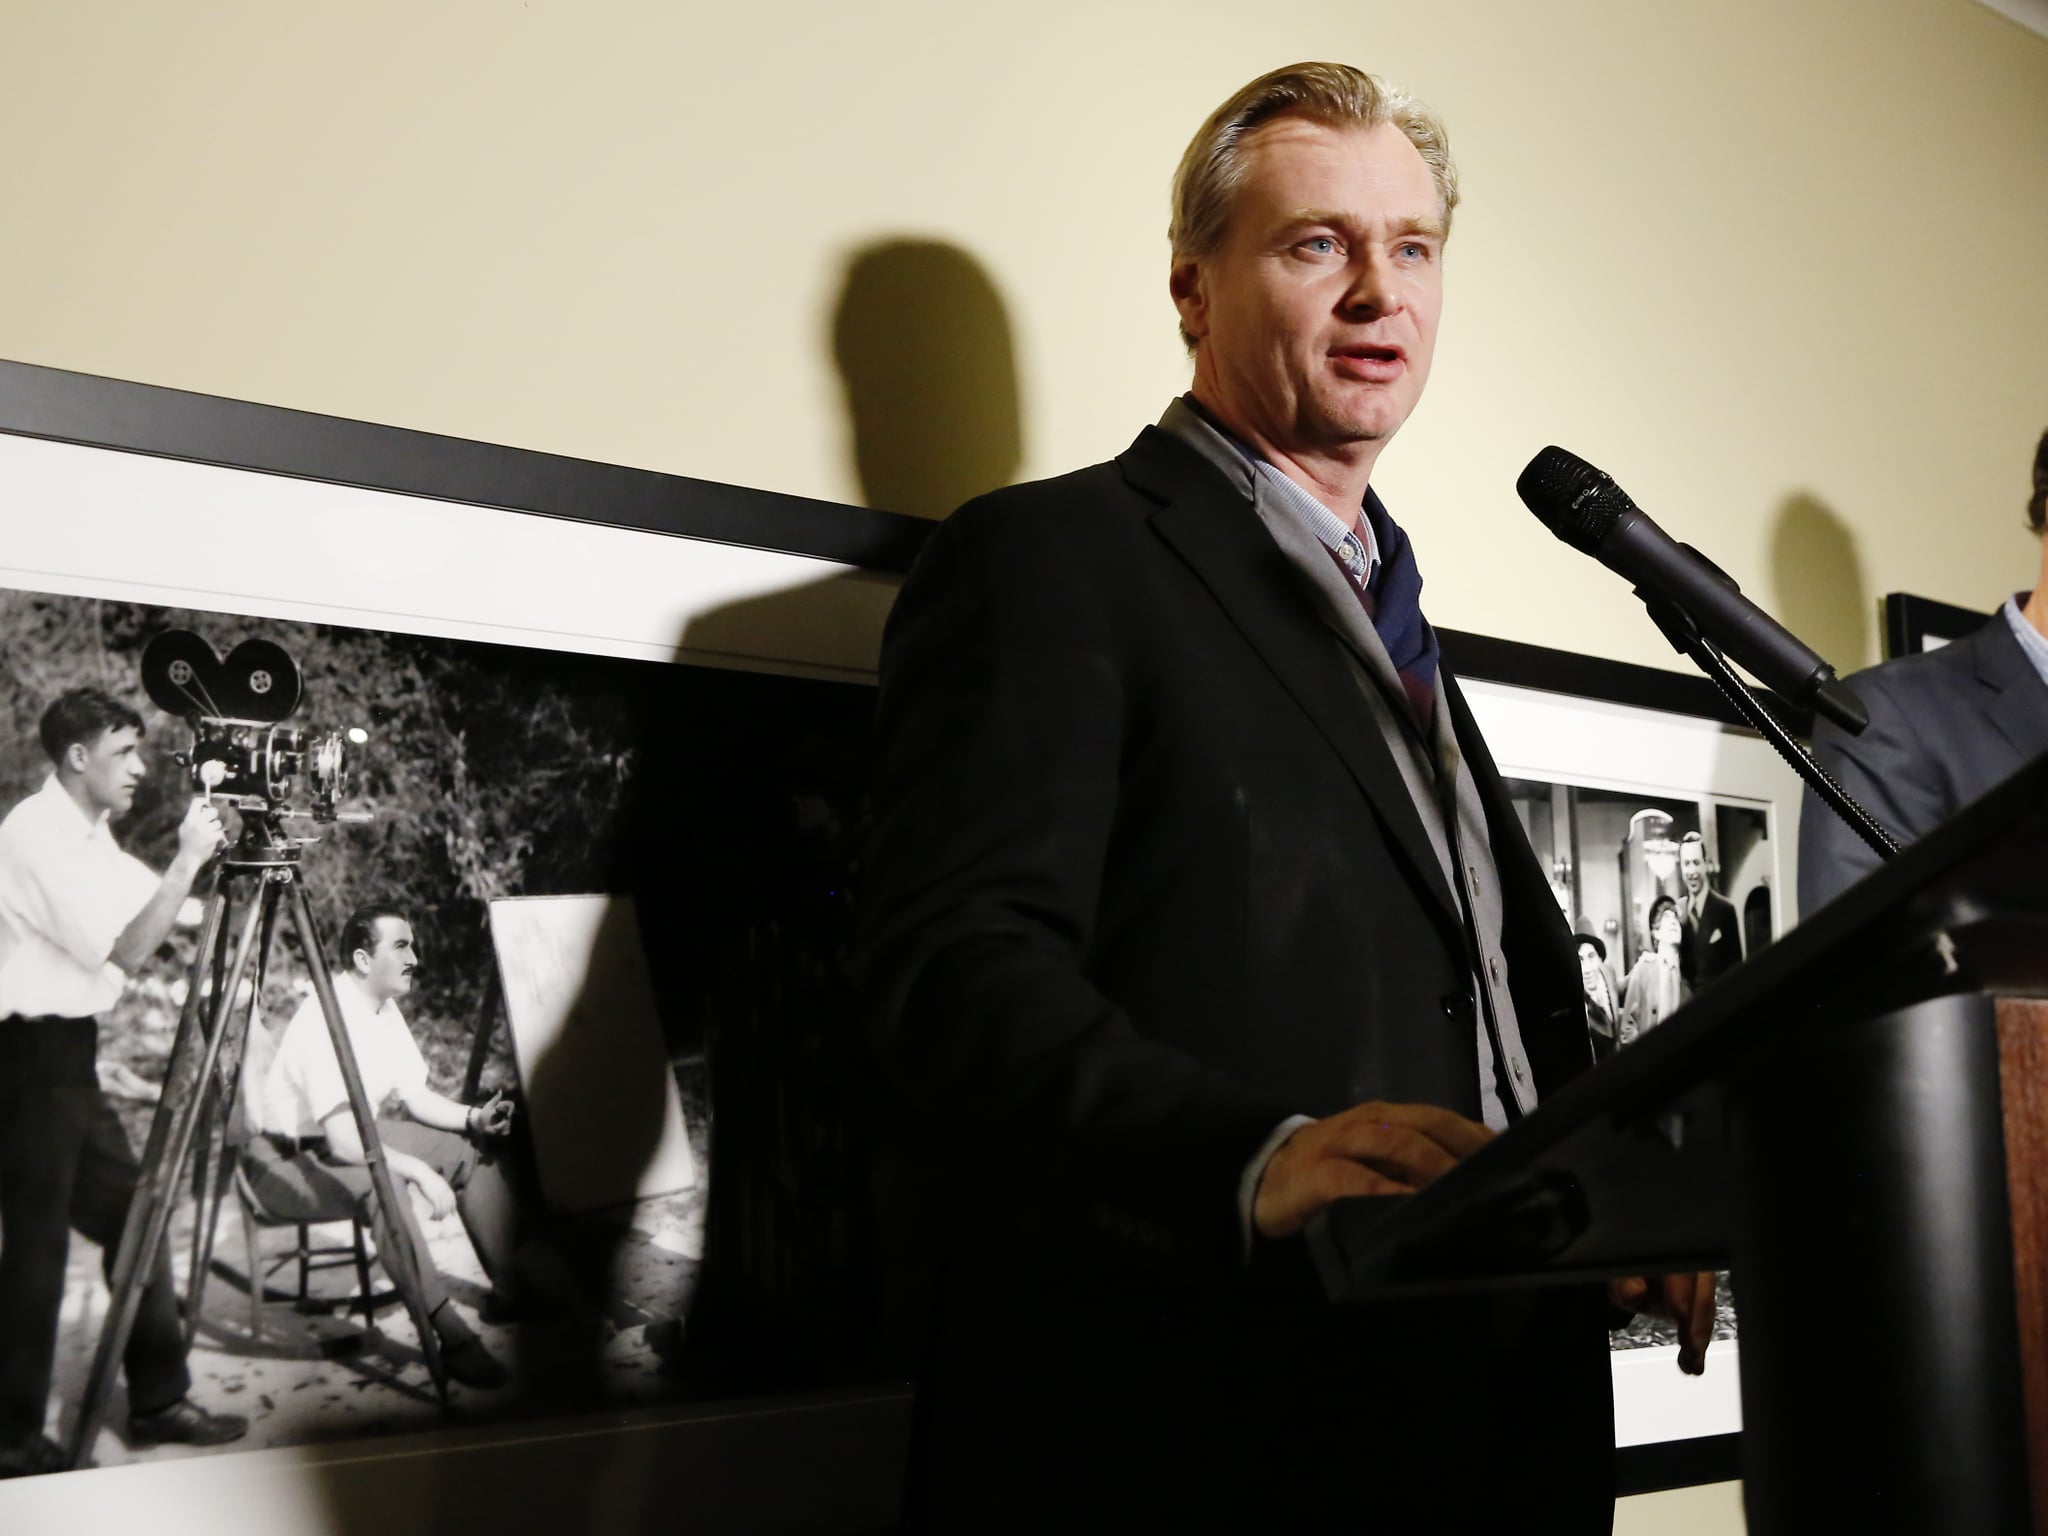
[248,901,520,1389]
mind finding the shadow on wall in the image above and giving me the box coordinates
[831,239,1023,520]
[396,571,905,1535]
[1769,492,1872,673]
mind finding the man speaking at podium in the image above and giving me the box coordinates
[860,63,1711,1530]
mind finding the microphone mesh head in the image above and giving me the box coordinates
[1516,446,1630,552]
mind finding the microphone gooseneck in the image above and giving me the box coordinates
[1516,444,1897,862]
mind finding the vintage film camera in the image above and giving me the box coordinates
[140,630,367,826]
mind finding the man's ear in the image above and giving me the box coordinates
[62,741,90,776]
[1169,258,1209,344]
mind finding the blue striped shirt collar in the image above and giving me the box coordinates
[2002,594,2048,690]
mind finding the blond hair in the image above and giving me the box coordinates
[1169,63,1459,348]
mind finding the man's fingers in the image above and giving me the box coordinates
[1684,1271,1717,1370]
[1318,1118,1461,1189]
[1611,1273,1717,1375]
[1609,1275,1649,1310]
[1353,1101,1496,1161]
[1323,1101,1494,1182]
[1254,1140,1412,1238]
[1314,1161,1414,1206]
[1663,1272,1717,1375]
[1252,1100,1493,1241]
[1665,1272,1702,1374]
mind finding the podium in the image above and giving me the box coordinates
[1311,756,2048,1534]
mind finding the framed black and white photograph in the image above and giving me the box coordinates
[1441,633,1810,1493]
[0,359,917,1531]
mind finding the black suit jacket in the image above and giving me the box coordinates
[859,427,1613,1531]
[1801,607,2048,914]
[1681,888,1742,989]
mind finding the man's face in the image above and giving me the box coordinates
[354,917,418,1003]
[1680,843,1706,896]
[69,726,147,818]
[1578,942,1605,992]
[1654,907,1684,952]
[1172,116,1446,465]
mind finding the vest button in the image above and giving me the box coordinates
[1441,993,1476,1023]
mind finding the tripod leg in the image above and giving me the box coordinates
[66,877,266,1469]
[180,1148,235,1352]
[154,879,234,1351]
[285,881,450,1400]
[182,887,281,1348]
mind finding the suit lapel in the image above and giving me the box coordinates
[1119,429,1462,929]
[1444,670,1560,942]
[1970,613,2048,767]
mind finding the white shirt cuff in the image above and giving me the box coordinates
[1238,1113,1316,1261]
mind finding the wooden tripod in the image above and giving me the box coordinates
[65,817,447,1469]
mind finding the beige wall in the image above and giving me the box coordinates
[2,4,2045,1529]
[1620,1479,1751,1535]
[3,0,2045,673]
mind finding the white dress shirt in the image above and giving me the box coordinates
[0,774,160,1019]
[257,972,429,1139]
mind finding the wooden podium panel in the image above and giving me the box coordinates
[1998,998,2048,1535]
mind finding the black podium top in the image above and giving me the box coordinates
[1311,752,2048,1302]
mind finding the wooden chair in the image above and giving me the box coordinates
[228,1146,395,1344]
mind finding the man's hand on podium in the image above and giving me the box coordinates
[1609,1271,1717,1375]
[1252,1101,1494,1240]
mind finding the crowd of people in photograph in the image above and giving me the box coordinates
[1575,830,1747,1059]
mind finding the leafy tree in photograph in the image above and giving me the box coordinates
[0,592,638,1092]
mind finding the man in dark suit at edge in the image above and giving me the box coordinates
[859,63,1716,1530]
[1677,831,1743,989]
[1800,426,2048,913]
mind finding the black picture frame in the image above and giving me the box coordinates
[0,353,1800,731]
[1882,591,1995,660]
[0,356,1747,1500]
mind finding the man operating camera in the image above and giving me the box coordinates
[0,688,248,1477]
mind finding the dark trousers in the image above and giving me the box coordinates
[241,1119,517,1320]
[0,1015,191,1443]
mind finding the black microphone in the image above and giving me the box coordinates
[1517,446,1869,734]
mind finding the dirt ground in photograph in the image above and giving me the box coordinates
[46,1176,705,1471]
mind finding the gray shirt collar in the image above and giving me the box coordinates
[1156,397,1380,585]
